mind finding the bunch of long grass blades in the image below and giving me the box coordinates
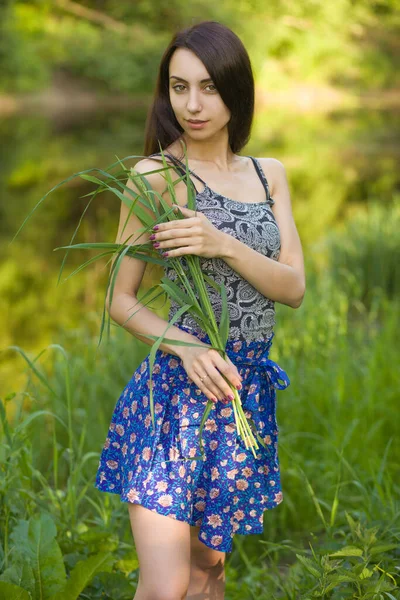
[11,140,271,461]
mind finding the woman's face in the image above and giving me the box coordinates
[168,48,231,138]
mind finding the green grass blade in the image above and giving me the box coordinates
[119,289,168,329]
[159,276,197,309]
[179,139,197,209]
[218,281,230,348]
[58,250,115,282]
[56,182,107,285]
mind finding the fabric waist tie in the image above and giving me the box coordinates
[225,337,290,391]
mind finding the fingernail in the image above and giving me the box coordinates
[236,384,242,390]
[153,242,160,248]
[153,225,159,231]
[228,394,234,401]
[163,252,169,257]
[149,234,156,240]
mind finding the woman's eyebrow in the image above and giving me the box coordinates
[169,76,213,83]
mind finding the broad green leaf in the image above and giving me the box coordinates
[0,582,31,600]
[329,546,363,557]
[369,543,399,556]
[295,554,322,578]
[0,556,35,597]
[323,574,357,593]
[360,567,374,579]
[10,513,66,599]
[115,550,140,576]
[51,552,113,600]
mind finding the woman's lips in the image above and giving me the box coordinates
[187,120,208,129]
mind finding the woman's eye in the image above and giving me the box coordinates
[172,84,217,92]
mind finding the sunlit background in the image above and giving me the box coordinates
[1,1,399,598]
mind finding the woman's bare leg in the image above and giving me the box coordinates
[128,503,191,600]
[186,526,226,600]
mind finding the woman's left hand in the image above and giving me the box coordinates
[150,205,226,259]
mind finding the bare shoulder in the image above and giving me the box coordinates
[256,157,287,198]
[130,157,175,194]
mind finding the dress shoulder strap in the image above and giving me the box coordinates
[247,156,275,205]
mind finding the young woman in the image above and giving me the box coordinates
[95,20,305,600]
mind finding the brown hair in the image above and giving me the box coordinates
[143,20,255,158]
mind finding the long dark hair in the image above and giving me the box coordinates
[143,20,255,158]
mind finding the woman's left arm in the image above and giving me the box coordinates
[219,158,306,308]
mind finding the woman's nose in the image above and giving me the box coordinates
[186,91,202,111]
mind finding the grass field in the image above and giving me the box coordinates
[1,202,399,599]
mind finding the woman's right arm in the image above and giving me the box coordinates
[105,158,202,358]
[106,158,243,403]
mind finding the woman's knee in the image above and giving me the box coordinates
[135,576,189,600]
[190,525,226,571]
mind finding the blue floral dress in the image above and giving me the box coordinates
[95,153,291,553]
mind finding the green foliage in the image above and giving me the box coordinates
[0,352,140,598]
[41,16,166,94]
[320,198,400,309]
[0,0,398,93]
[1,254,399,596]
[0,512,114,599]
[286,512,400,597]
[0,3,49,92]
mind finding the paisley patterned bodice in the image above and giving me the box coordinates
[149,152,281,343]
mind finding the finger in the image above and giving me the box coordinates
[190,371,219,404]
[226,357,243,385]
[161,246,198,258]
[207,351,242,397]
[158,219,199,233]
[193,362,229,403]
[198,356,236,402]
[199,370,228,403]
[155,236,200,250]
[157,227,200,239]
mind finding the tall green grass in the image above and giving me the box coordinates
[1,203,399,598]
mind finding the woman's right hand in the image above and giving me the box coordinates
[181,344,243,405]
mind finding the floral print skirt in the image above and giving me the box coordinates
[94,324,290,553]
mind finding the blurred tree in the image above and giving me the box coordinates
[0,0,398,94]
